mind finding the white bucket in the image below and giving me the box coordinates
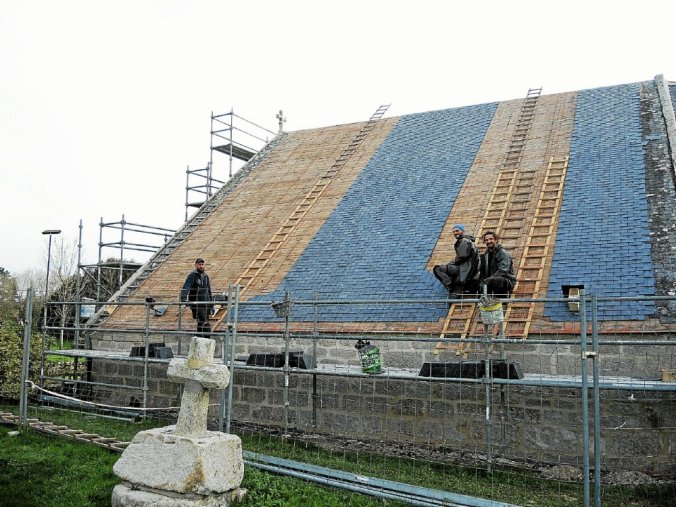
[479,301,503,324]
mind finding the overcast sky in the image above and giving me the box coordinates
[2,0,675,278]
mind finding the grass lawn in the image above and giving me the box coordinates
[1,405,673,506]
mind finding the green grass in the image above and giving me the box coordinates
[0,426,119,507]
[0,426,398,507]
[238,431,675,507]
[44,337,75,363]
[1,404,673,507]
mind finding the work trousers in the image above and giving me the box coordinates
[192,305,212,337]
[484,276,514,299]
[433,264,461,291]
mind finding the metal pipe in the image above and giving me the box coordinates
[579,290,590,507]
[592,294,601,507]
[20,288,34,427]
[286,294,676,305]
[244,451,520,507]
[483,322,493,474]
[185,165,190,222]
[218,285,231,432]
[282,291,291,435]
[246,460,441,506]
[225,284,239,434]
[312,291,318,427]
[75,220,82,352]
[41,229,61,386]
[228,108,234,179]
[41,377,142,390]
[142,302,150,420]
[99,222,175,233]
[119,215,126,286]
[96,217,103,305]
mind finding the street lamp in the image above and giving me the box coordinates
[41,229,61,384]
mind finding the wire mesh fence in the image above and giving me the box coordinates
[11,289,676,506]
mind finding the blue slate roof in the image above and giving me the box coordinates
[239,103,498,322]
[544,84,656,321]
[235,81,669,324]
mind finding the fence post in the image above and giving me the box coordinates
[19,288,34,427]
[225,284,239,434]
[591,293,601,507]
[282,291,291,436]
[142,302,151,420]
[579,289,590,507]
[218,284,232,432]
[312,291,318,427]
[483,320,493,474]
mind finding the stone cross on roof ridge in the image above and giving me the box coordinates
[167,336,229,436]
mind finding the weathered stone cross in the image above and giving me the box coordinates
[167,336,230,435]
[113,336,245,506]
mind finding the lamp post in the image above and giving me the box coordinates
[41,229,61,384]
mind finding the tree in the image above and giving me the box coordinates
[12,268,43,328]
[0,320,41,400]
[0,268,41,400]
[0,267,19,323]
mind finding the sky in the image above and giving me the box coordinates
[2,0,676,278]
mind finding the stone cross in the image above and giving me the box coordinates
[113,336,244,505]
[167,337,230,436]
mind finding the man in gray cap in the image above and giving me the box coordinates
[180,257,214,336]
[433,224,480,298]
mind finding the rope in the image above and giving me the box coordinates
[27,381,180,413]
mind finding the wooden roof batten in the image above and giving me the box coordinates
[210,104,392,330]
[88,133,288,327]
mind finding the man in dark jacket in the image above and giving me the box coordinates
[479,231,516,297]
[180,257,214,336]
[433,224,480,297]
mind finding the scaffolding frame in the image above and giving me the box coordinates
[185,109,276,220]
[74,216,175,347]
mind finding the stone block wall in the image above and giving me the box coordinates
[87,331,675,476]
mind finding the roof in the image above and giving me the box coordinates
[99,76,676,336]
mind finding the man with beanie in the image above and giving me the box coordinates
[433,224,480,297]
[479,231,516,297]
[180,257,214,336]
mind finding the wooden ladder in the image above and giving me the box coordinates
[503,87,541,168]
[211,104,390,324]
[433,167,519,356]
[503,156,569,337]
[434,88,542,357]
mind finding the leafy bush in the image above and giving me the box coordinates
[0,321,41,400]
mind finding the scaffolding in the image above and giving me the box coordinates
[74,216,175,346]
[19,289,676,507]
[185,109,277,220]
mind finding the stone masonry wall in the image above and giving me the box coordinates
[89,335,676,476]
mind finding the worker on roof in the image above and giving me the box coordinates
[433,224,480,298]
[180,257,214,336]
[479,231,516,298]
